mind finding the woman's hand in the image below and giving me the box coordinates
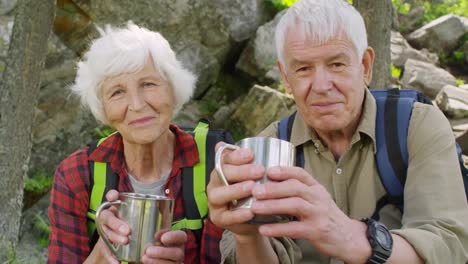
[141,230,187,264]
[85,190,131,263]
[84,237,119,264]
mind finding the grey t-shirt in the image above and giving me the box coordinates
[128,170,171,196]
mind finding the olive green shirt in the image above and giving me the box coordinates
[220,89,468,263]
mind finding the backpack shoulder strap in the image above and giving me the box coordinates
[173,119,233,231]
[86,136,118,248]
[278,112,304,167]
[371,88,420,213]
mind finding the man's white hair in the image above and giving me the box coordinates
[275,0,368,68]
[70,22,196,124]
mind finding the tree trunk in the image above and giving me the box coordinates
[353,0,393,89]
[0,0,56,259]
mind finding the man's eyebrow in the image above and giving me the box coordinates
[289,58,310,68]
[328,52,351,62]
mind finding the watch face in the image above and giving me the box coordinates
[376,226,393,250]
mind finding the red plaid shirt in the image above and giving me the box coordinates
[48,124,223,263]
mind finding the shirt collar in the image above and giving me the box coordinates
[88,123,200,173]
[290,88,377,153]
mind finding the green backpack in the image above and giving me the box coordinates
[85,119,233,250]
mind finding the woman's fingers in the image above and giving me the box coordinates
[98,208,131,244]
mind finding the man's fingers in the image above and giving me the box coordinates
[257,220,307,239]
[250,196,313,218]
[207,180,256,206]
[267,166,317,186]
[251,178,321,201]
[217,208,255,227]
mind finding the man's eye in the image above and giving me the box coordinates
[331,63,345,70]
[143,82,156,87]
[296,66,311,72]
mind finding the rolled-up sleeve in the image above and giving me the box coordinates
[391,103,468,263]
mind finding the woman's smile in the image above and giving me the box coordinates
[128,116,156,126]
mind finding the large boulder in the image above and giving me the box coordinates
[460,16,468,33]
[57,0,275,98]
[223,85,296,138]
[435,85,468,119]
[236,10,285,83]
[407,14,466,53]
[0,0,15,15]
[400,59,457,98]
[397,5,425,33]
[391,30,438,68]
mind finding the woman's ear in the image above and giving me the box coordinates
[277,61,292,94]
[362,47,375,86]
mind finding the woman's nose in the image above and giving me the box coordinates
[128,90,145,112]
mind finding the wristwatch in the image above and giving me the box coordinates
[362,218,393,264]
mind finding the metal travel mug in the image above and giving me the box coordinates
[95,192,174,262]
[215,137,295,223]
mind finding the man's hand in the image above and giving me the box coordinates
[249,166,370,263]
[207,142,281,264]
[207,142,265,238]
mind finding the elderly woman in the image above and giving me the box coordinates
[47,23,224,263]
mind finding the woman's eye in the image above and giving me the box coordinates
[110,89,123,97]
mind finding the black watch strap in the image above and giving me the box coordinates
[362,218,393,264]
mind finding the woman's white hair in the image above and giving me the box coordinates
[275,0,368,68]
[71,22,196,124]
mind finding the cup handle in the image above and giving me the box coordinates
[215,143,240,205]
[95,200,123,255]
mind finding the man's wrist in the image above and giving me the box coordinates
[339,219,372,264]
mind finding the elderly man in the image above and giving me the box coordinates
[207,0,468,263]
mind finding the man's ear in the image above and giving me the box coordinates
[277,61,292,93]
[362,47,375,87]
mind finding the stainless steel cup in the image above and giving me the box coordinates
[215,137,295,223]
[95,192,174,262]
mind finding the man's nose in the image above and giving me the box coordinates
[312,67,332,93]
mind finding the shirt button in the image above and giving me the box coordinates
[314,142,319,148]
[165,189,170,194]
[336,168,342,175]
[314,149,319,154]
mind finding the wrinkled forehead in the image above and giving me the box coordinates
[288,19,350,47]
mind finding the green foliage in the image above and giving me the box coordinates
[94,125,115,138]
[269,0,297,11]
[6,244,16,263]
[456,79,465,86]
[200,98,226,116]
[33,213,51,248]
[392,0,411,14]
[422,0,468,22]
[393,0,468,20]
[24,174,53,194]
[391,64,402,79]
